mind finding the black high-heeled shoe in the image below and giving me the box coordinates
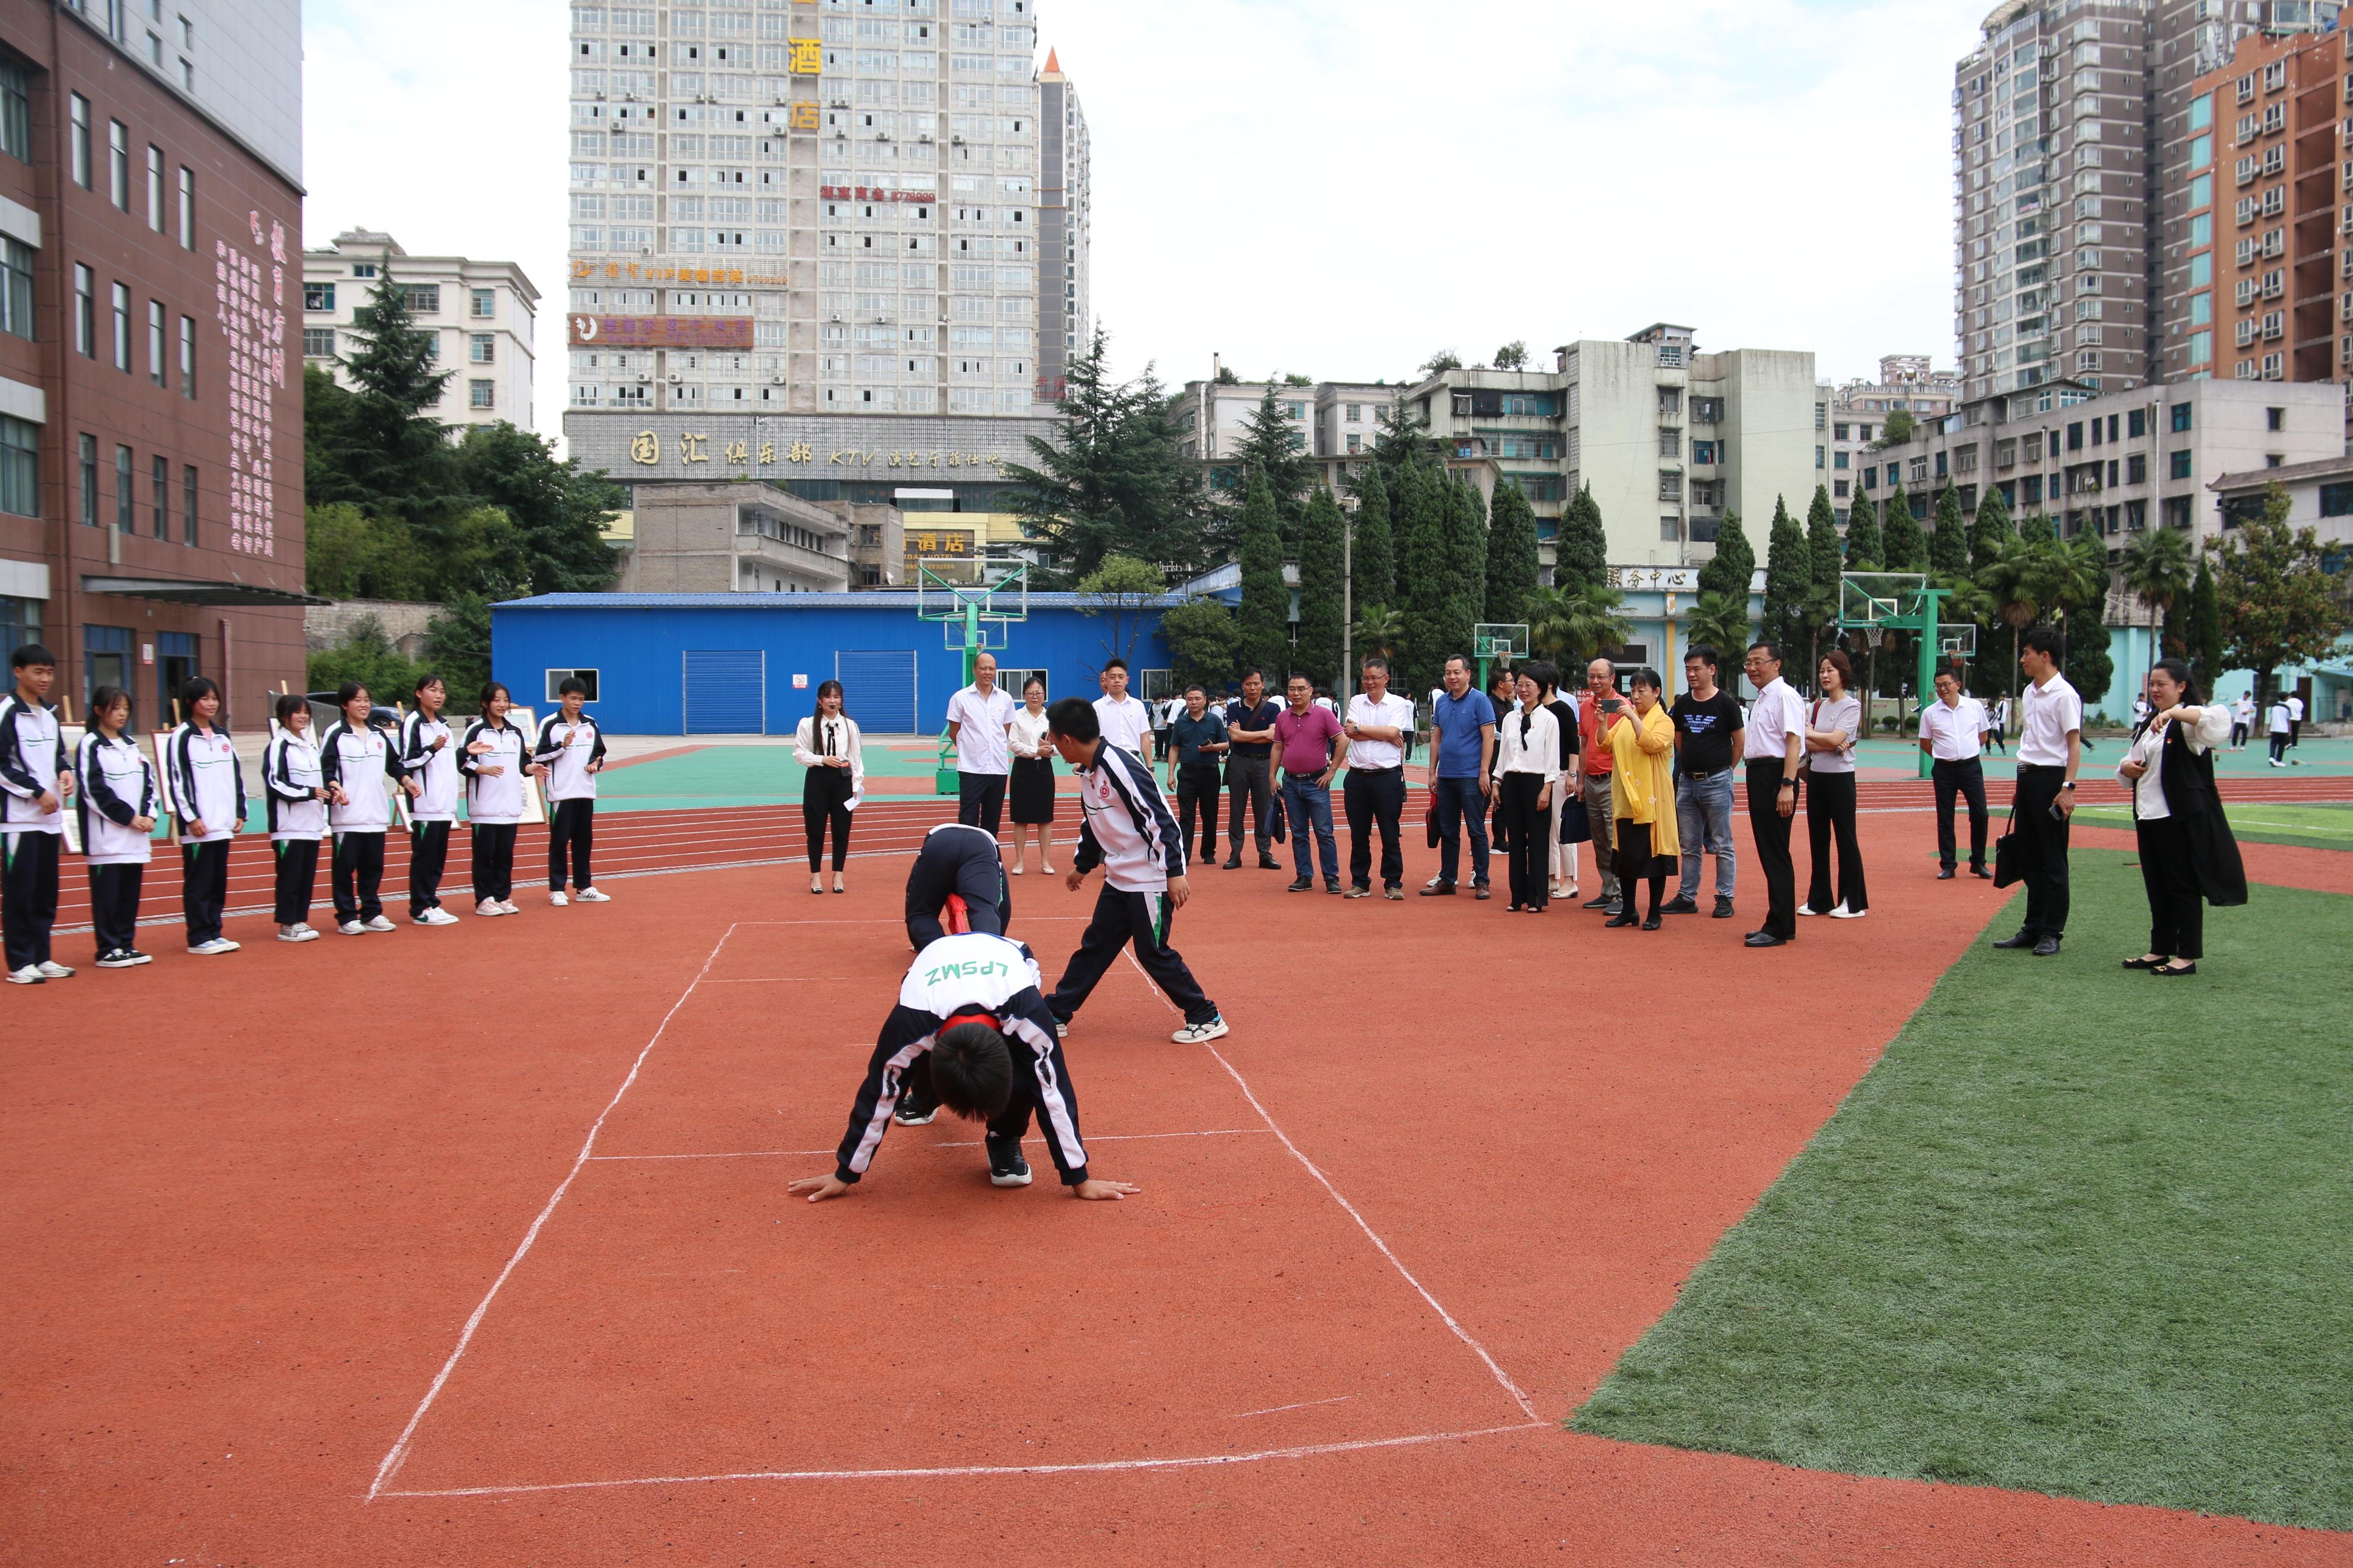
[2122,954,2169,969]
[1641,913,1662,931]
[2150,960,2198,977]
[1605,911,1639,928]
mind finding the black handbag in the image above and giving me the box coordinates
[1992,809,2023,888]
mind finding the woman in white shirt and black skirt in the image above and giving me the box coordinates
[1006,675,1057,876]
[2117,658,2246,977]
[793,679,863,895]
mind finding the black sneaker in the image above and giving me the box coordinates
[1660,895,1699,915]
[1324,879,1342,895]
[1287,876,1314,892]
[1712,896,1736,920]
[986,1137,1033,1187]
[1601,900,1624,917]
[893,1091,938,1127]
[1581,895,1613,910]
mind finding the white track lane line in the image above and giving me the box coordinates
[364,923,741,1502]
[586,1130,1273,1162]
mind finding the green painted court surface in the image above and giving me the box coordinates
[2073,800,2353,851]
[595,739,945,812]
[1571,853,2353,1531]
[1844,733,2353,780]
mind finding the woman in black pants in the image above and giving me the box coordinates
[792,679,863,894]
[1494,669,1562,911]
[458,682,532,917]
[2118,659,2246,977]
[1800,650,1868,919]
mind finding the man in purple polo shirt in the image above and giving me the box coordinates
[1274,672,1344,893]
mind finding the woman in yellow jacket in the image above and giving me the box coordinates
[1605,667,1680,930]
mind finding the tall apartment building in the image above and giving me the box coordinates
[301,229,539,431]
[0,0,309,718]
[1033,48,1088,405]
[1824,355,1963,520]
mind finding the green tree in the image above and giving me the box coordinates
[1366,398,1431,500]
[1684,590,1754,671]
[1929,485,1970,575]
[1484,480,1540,626]
[1435,475,1487,685]
[1352,603,1405,665]
[451,422,622,595]
[1350,463,1398,611]
[1527,581,1633,668]
[1969,484,2015,574]
[2065,577,2115,710]
[306,615,424,702]
[1294,485,1347,688]
[302,363,361,515]
[1493,341,1528,370]
[1964,486,2019,697]
[2189,556,2225,694]
[1004,327,1197,578]
[1075,553,1167,669]
[1555,482,1608,594]
[1418,348,1462,377]
[1230,387,1316,542]
[1157,597,1241,692]
[316,258,461,522]
[1843,487,1882,571]
[1235,465,1291,679]
[2018,510,2057,545]
[1396,464,1452,690]
[2119,526,2193,653]
[1871,409,1919,449]
[1880,482,1926,570]
[2214,482,2351,714]
[1698,508,1753,602]
[1761,495,1810,663]
[1803,485,1845,673]
[424,594,494,713]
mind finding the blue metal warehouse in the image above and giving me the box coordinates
[490,592,1185,735]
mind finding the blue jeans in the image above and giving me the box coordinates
[1281,774,1338,882]
[1675,769,1736,901]
[1433,774,1491,886]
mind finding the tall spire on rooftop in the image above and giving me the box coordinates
[1041,47,1063,79]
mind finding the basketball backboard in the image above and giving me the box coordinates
[1474,623,1530,661]
[1838,571,1926,629]
[917,562,1028,650]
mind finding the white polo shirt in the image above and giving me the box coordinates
[1919,694,1990,761]
[1093,692,1153,755]
[2018,672,2084,766]
[2287,695,2305,723]
[1742,677,1808,764]
[945,682,1015,774]
[1342,691,1417,770]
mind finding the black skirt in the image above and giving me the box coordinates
[1010,754,1056,824]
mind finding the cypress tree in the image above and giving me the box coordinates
[1969,484,2015,574]
[1698,508,1754,602]
[1351,463,1398,611]
[1761,495,1809,657]
[1236,463,1290,679]
[1929,485,1970,575]
[1557,482,1608,594]
[1232,387,1316,542]
[1484,480,1541,625]
[1398,464,1451,693]
[1844,487,1882,571]
[325,260,461,521]
[1807,484,1844,598]
[1295,484,1347,689]
[1881,481,1926,570]
[2189,556,2224,694]
[1967,487,2019,698]
[2018,510,2057,545]
[1441,475,1487,678]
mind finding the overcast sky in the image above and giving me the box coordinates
[304,0,1996,449]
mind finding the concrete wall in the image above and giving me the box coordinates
[305,599,437,659]
[1721,349,1823,548]
[1570,341,1664,565]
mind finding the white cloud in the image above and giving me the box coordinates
[301,0,1994,448]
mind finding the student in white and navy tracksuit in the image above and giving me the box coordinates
[76,686,159,966]
[319,686,411,930]
[457,680,532,911]
[904,821,1012,950]
[165,678,246,952]
[533,684,608,901]
[0,646,71,977]
[1039,697,1223,1039]
[805,932,1099,1197]
[398,677,462,922]
[263,694,329,936]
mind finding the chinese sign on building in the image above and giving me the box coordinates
[625,430,1009,475]
[818,185,937,204]
[903,529,974,562]
[570,259,790,289]
[568,315,755,350]
[215,212,288,556]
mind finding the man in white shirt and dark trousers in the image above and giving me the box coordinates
[1740,640,1808,947]
[1994,626,2082,956]
[1091,656,1155,762]
[1919,669,1995,880]
[0,644,74,982]
[2266,695,2294,765]
[945,651,1016,837]
[1342,656,1417,900]
[1039,696,1227,1044]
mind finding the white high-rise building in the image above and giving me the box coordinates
[301,230,539,431]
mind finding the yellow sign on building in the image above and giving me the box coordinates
[787,38,822,74]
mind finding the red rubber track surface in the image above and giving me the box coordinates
[1,807,2345,1566]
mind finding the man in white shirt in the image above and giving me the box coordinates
[945,651,1017,838]
[1919,668,1993,880]
[2230,693,2254,750]
[1091,657,1154,762]
[2266,694,2293,766]
[2285,691,2305,753]
[1739,640,1809,947]
[1341,655,1417,899]
[1993,625,2083,956]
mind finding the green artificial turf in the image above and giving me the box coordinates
[2072,800,2353,854]
[1571,853,2353,1530]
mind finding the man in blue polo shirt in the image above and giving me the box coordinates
[1421,653,1497,899]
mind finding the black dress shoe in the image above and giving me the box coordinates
[1259,857,1282,870]
[2122,955,2170,970]
[1287,876,1313,892]
[1744,930,1786,947]
[1605,912,1639,928]
[1222,855,1241,870]
[2031,936,2062,956]
[1660,895,1700,915]
[1970,865,1993,880]
[2150,960,2198,977]
[1937,867,1957,880]
[1641,914,1662,931]
[1991,930,2036,949]
[1581,895,1613,910]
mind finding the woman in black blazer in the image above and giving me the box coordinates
[2116,659,2247,977]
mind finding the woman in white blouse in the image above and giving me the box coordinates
[1494,669,1561,912]
[792,680,863,895]
[1799,650,1868,919]
[2117,659,2246,977]
[1005,675,1057,876]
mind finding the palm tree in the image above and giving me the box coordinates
[2119,526,2193,695]
[1977,535,2050,711]
[1352,602,1404,664]
[1682,589,1754,672]
[1528,581,1633,668]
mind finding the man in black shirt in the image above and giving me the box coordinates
[1664,644,1744,918]
[1221,667,1282,870]
[1166,685,1228,866]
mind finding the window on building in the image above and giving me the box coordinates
[1834,479,1849,498]
[2127,407,2146,437]
[110,282,129,371]
[2267,406,2285,431]
[1659,428,1681,459]
[0,415,34,517]
[2169,449,2193,479]
[72,265,93,356]
[182,464,197,545]
[179,315,195,397]
[145,145,163,230]
[0,237,30,342]
[2164,495,2193,530]
[401,285,440,314]
[1660,516,1681,540]
[470,288,496,319]
[545,669,599,703]
[151,454,168,539]
[1345,432,1361,453]
[2169,401,2192,432]
[304,282,334,313]
[2067,421,2083,450]
[0,53,27,164]
[468,333,495,364]
[147,300,164,386]
[2127,452,2146,484]
[177,167,193,248]
[303,327,335,359]
[2320,481,2353,517]
[69,94,90,189]
[1691,396,1723,422]
[468,379,494,409]
[78,435,96,526]
[107,120,128,210]
[114,445,133,532]
[1657,472,1681,501]
[1833,450,1850,470]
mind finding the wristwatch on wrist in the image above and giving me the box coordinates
[2062,781,2076,790]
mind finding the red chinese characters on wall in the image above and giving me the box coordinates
[568,314,755,350]
[818,185,937,203]
[215,212,288,557]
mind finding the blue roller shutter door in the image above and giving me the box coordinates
[683,650,766,734]
[834,650,917,734]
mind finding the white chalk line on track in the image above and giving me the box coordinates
[587,1129,1274,1162]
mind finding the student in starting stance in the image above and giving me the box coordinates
[320,682,414,935]
[77,684,156,969]
[792,678,862,895]
[789,930,1139,1200]
[458,680,534,917]
[263,693,329,942]
[0,643,73,983]
[398,673,463,925]
[1040,696,1227,1044]
[892,820,1015,1127]
[166,676,245,956]
[534,676,610,905]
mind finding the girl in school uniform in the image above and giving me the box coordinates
[398,673,463,926]
[532,676,609,907]
[319,682,414,935]
[75,685,158,968]
[792,679,863,895]
[263,692,329,942]
[458,680,533,917]
[165,676,246,956]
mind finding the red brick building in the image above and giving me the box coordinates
[0,0,307,729]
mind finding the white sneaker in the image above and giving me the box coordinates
[6,964,43,984]
[189,937,240,955]
[1828,904,1868,919]
[1795,904,1825,917]
[36,960,75,979]
[573,886,611,903]
[550,890,570,907]
[339,920,365,936]
[1171,1015,1230,1044]
[361,914,398,933]
[496,900,520,915]
[277,924,319,943]
[415,907,461,926]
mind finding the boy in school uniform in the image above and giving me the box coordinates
[0,644,75,982]
[398,674,464,925]
[895,820,1015,1127]
[534,677,611,906]
[1039,696,1227,1045]
[789,930,1139,1200]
